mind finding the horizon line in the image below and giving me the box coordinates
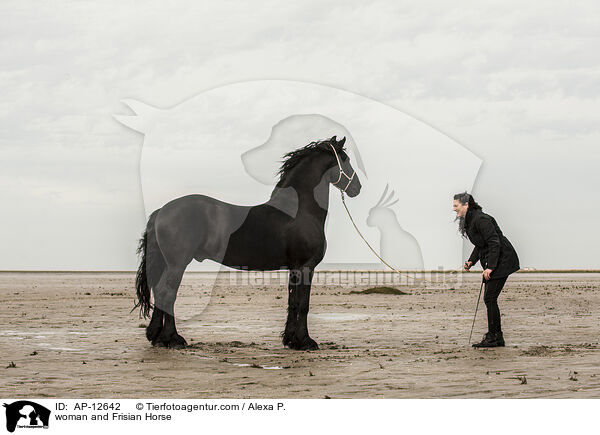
[1,269,600,274]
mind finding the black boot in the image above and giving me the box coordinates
[495,331,505,347]
[472,332,501,348]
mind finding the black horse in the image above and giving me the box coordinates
[135,136,361,350]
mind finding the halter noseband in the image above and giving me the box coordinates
[329,144,355,192]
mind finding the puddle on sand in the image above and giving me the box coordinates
[187,351,284,369]
[230,363,285,370]
[0,330,87,337]
[2,330,85,352]
[37,344,82,352]
[309,313,371,321]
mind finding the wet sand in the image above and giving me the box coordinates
[1,271,599,398]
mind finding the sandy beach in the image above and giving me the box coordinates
[1,271,599,398]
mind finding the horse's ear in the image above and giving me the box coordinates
[332,136,346,151]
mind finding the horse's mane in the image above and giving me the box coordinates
[277,138,345,184]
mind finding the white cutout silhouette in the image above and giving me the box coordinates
[367,184,424,270]
[114,80,481,270]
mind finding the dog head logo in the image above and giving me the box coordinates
[3,401,50,432]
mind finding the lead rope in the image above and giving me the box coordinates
[340,191,426,284]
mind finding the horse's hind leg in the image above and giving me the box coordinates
[146,308,164,343]
[159,313,186,349]
[153,266,187,349]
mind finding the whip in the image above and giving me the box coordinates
[468,278,485,345]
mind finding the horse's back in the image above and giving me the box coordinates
[153,194,251,266]
[151,194,326,271]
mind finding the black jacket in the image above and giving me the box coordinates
[465,208,520,279]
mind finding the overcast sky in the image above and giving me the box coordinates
[1,1,599,270]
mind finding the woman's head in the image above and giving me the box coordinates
[452,192,481,217]
[453,192,482,236]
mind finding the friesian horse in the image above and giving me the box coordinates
[134,136,361,350]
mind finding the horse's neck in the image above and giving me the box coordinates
[272,168,330,222]
[306,176,330,220]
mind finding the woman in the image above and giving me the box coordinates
[453,192,520,347]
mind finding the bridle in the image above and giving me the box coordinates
[329,144,355,192]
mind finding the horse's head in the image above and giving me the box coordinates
[367,184,399,227]
[326,136,361,197]
[277,136,361,200]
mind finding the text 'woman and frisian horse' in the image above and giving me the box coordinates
[134,136,361,350]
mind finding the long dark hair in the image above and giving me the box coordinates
[453,192,482,210]
[454,191,482,237]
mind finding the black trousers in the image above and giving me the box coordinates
[483,276,508,333]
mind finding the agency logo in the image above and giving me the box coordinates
[3,401,50,433]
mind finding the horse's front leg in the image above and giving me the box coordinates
[296,267,318,350]
[282,269,300,348]
[283,267,318,350]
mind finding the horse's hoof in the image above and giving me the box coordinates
[299,337,319,351]
[281,333,293,348]
[285,336,318,351]
[167,334,187,349]
[146,327,162,342]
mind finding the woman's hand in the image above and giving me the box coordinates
[482,269,493,280]
[464,261,473,271]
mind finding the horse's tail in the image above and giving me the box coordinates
[134,210,164,319]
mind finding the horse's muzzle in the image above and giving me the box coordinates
[346,179,361,198]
